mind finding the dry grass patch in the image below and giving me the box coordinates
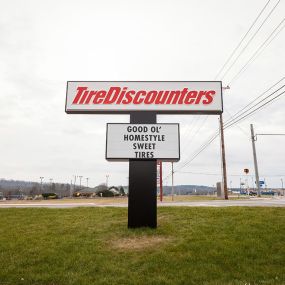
[111,235,172,251]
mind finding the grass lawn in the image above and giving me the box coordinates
[0,207,284,285]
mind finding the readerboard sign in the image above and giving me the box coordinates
[65,81,222,114]
[106,124,180,161]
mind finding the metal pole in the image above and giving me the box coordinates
[40,177,44,195]
[79,176,83,190]
[73,175,77,193]
[128,111,157,228]
[171,162,174,201]
[250,124,261,197]
[281,178,284,196]
[219,114,228,200]
[49,178,53,191]
[70,180,72,198]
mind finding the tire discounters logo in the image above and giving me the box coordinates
[65,81,223,114]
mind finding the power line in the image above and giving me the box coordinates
[214,0,272,80]
[171,131,220,176]
[224,84,285,128]
[164,85,285,177]
[220,0,281,80]
[226,77,284,122]
[183,1,276,175]
[228,18,285,85]
[163,1,282,181]
[224,90,285,129]
[181,115,208,152]
[224,108,249,137]
[162,130,219,181]
[180,116,201,143]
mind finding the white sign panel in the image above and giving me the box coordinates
[106,124,180,161]
[66,81,222,114]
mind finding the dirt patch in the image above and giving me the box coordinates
[112,236,172,251]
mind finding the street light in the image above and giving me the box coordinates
[40,177,44,195]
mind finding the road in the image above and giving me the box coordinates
[1,197,285,208]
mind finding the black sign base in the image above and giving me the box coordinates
[128,112,157,228]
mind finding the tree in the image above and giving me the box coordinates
[119,186,126,196]
[95,184,114,197]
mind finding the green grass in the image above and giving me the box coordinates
[0,207,284,285]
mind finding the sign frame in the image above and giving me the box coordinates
[105,123,180,162]
[65,81,223,115]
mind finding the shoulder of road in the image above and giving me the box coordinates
[0,197,284,208]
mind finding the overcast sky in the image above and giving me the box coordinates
[0,0,284,188]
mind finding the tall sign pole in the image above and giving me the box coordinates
[128,112,157,228]
[219,114,228,200]
[250,124,261,197]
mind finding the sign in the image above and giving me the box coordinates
[106,124,180,161]
[65,81,223,114]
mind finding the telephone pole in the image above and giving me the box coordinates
[79,176,83,190]
[70,180,73,198]
[39,177,44,195]
[49,178,53,191]
[250,124,261,197]
[73,175,77,192]
[219,114,228,200]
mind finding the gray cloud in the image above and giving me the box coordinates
[0,0,284,188]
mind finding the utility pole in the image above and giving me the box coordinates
[40,177,44,195]
[86,177,89,188]
[49,178,53,191]
[79,176,83,190]
[171,162,174,201]
[219,114,228,200]
[281,178,284,196]
[106,175,109,188]
[70,180,73,198]
[250,124,261,197]
[73,175,77,193]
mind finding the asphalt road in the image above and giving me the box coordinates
[1,198,285,208]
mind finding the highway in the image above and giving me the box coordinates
[0,197,285,208]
